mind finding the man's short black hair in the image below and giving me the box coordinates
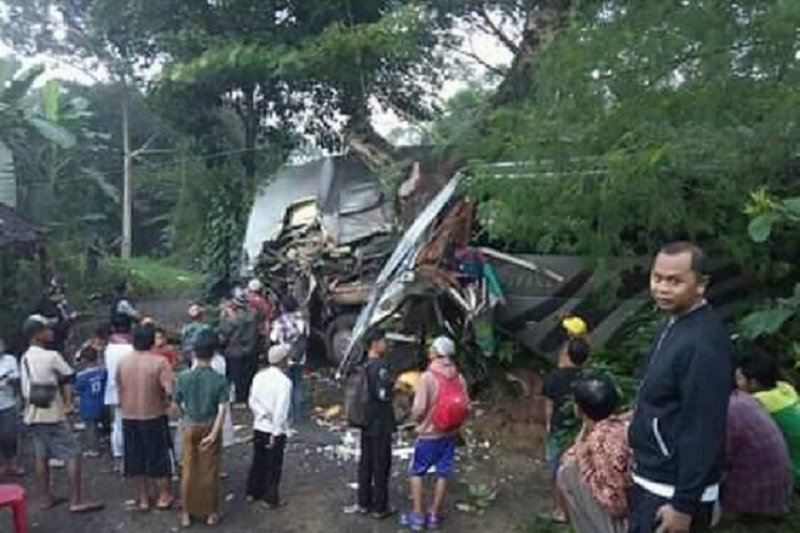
[92,325,110,341]
[363,328,386,350]
[132,323,156,351]
[659,241,709,279]
[80,346,99,363]
[738,348,779,389]
[110,313,132,333]
[566,337,590,366]
[573,374,619,422]
[193,328,217,360]
[283,295,299,313]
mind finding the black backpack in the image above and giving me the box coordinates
[344,365,369,428]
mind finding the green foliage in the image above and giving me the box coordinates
[739,191,800,371]
[0,56,75,208]
[0,246,201,346]
[200,164,252,282]
[745,191,800,243]
[451,1,799,266]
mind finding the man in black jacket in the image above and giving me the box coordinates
[344,329,396,519]
[628,242,732,533]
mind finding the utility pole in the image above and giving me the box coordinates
[121,96,133,259]
[120,86,169,260]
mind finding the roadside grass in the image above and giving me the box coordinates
[105,256,203,297]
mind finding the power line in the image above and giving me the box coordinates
[16,144,288,187]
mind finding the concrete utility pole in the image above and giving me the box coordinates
[121,98,133,259]
[120,94,168,260]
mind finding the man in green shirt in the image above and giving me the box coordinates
[174,329,229,527]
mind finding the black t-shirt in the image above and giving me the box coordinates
[542,367,582,433]
[364,358,396,436]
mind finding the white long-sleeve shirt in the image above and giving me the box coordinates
[248,367,292,435]
[104,340,133,406]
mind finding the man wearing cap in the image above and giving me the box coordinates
[246,343,293,508]
[344,328,396,519]
[219,292,262,405]
[246,278,273,340]
[401,336,469,530]
[20,314,103,513]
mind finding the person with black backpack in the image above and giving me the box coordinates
[343,329,396,520]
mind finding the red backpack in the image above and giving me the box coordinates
[430,370,469,432]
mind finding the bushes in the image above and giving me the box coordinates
[0,245,202,349]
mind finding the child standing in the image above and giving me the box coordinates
[74,346,108,458]
[0,338,23,476]
[153,327,179,369]
[175,328,230,527]
[542,328,590,523]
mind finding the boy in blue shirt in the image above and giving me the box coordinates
[74,347,108,458]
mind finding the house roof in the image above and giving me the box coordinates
[0,202,39,247]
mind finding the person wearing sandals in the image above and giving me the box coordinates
[175,328,229,527]
[0,338,23,477]
[117,322,176,511]
[20,314,104,513]
[401,336,470,531]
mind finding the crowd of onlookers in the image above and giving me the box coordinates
[0,276,472,530]
[1,240,799,532]
[0,277,314,526]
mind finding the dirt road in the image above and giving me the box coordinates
[6,402,551,533]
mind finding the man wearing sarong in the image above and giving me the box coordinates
[175,328,230,527]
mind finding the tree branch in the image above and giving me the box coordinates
[475,5,520,54]
[442,41,507,76]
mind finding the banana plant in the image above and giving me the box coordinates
[0,56,76,209]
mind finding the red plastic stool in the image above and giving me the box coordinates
[0,484,27,533]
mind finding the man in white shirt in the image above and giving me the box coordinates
[21,314,103,513]
[246,344,292,508]
[104,313,134,466]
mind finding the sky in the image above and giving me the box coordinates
[0,10,514,140]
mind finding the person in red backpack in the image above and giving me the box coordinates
[400,336,469,531]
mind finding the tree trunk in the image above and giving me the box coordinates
[490,0,575,107]
[344,98,396,171]
[240,85,258,185]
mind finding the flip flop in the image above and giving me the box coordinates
[156,497,176,510]
[69,502,105,514]
[124,500,150,512]
[40,497,67,510]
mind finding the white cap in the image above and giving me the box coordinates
[431,336,456,358]
[268,344,291,365]
[247,279,263,293]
